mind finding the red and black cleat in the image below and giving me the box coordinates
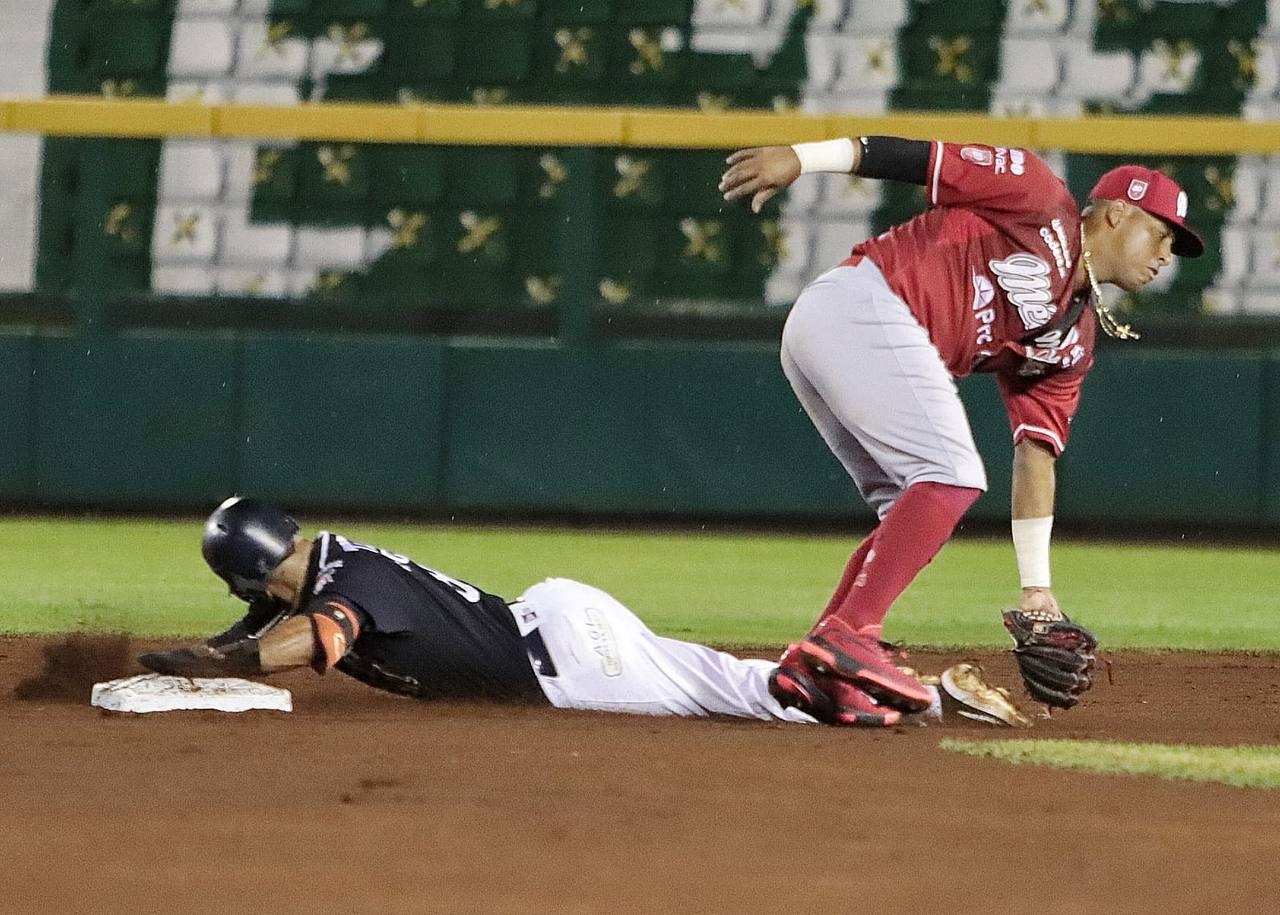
[769,644,901,728]
[799,617,933,714]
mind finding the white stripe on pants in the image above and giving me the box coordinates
[780,260,987,518]
[510,578,813,723]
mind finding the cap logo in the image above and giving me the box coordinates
[1176,190,1188,218]
[1127,178,1148,201]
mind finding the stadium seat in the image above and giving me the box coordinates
[444,148,521,206]
[177,0,238,13]
[168,18,235,78]
[1248,231,1280,286]
[220,205,295,265]
[1219,225,1251,285]
[216,267,289,297]
[534,23,609,87]
[543,0,612,24]
[313,0,390,16]
[1242,289,1280,314]
[380,24,456,80]
[295,142,373,224]
[295,226,370,269]
[829,33,900,96]
[310,22,386,78]
[512,209,564,304]
[152,265,216,295]
[811,217,871,271]
[456,25,533,84]
[739,218,810,288]
[231,81,304,104]
[597,215,658,301]
[158,141,225,202]
[1003,0,1069,35]
[370,146,446,206]
[804,32,843,93]
[612,0,690,26]
[691,0,766,29]
[1056,38,1135,102]
[599,151,666,210]
[461,0,538,20]
[1228,156,1264,223]
[815,172,881,218]
[604,25,687,93]
[235,20,311,81]
[844,0,909,32]
[1131,38,1204,101]
[152,204,221,264]
[996,37,1061,97]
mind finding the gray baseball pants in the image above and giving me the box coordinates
[780,259,988,518]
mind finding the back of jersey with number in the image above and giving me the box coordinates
[301,532,543,701]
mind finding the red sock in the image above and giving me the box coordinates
[819,532,878,622]
[829,481,981,637]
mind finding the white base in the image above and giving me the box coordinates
[91,674,293,714]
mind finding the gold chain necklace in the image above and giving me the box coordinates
[1080,224,1140,340]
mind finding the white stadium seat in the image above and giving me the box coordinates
[1201,286,1240,315]
[688,28,754,54]
[804,33,843,92]
[177,0,238,13]
[830,33,899,94]
[815,172,881,217]
[294,227,369,269]
[217,268,289,297]
[236,21,310,81]
[220,206,294,265]
[811,218,872,271]
[1005,0,1070,34]
[1131,39,1202,101]
[997,37,1061,97]
[310,27,385,78]
[158,141,225,202]
[231,81,303,104]
[1219,226,1251,284]
[1056,39,1135,102]
[843,0,908,33]
[1242,288,1280,314]
[165,80,231,103]
[1257,157,1280,225]
[168,18,235,78]
[1229,156,1264,223]
[152,266,216,295]
[692,0,769,30]
[1247,231,1280,286]
[152,204,221,264]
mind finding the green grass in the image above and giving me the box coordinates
[1,515,1279,649]
[942,739,1280,789]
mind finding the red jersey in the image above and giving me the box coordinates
[846,142,1095,456]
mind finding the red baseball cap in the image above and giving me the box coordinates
[1088,165,1204,258]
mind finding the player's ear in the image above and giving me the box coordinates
[1104,198,1127,229]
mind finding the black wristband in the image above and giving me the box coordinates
[218,638,263,676]
[856,136,931,185]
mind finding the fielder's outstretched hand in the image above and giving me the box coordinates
[139,642,260,678]
[719,146,802,214]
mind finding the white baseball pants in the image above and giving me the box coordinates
[509,578,813,723]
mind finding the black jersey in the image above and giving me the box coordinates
[288,532,544,701]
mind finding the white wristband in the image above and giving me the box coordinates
[791,138,856,175]
[1012,516,1053,588]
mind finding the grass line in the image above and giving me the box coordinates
[942,739,1280,789]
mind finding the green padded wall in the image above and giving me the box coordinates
[33,333,238,505]
[1261,352,1280,524]
[237,334,446,509]
[0,332,35,499]
[1057,350,1266,523]
[442,341,866,517]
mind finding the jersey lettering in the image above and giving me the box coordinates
[989,253,1055,329]
[971,271,995,346]
[333,534,481,602]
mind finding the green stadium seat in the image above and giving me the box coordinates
[380,24,456,80]
[444,148,521,206]
[456,25,533,84]
[597,215,658,301]
[659,216,735,280]
[523,149,573,204]
[385,0,463,19]
[371,146,446,206]
[312,0,389,17]
[296,142,373,225]
[1142,0,1219,38]
[907,0,1003,30]
[895,28,1000,93]
[612,0,690,25]
[597,150,665,210]
[674,52,760,110]
[248,147,300,224]
[534,24,608,85]
[85,16,168,78]
[85,140,160,198]
[268,0,312,15]
[605,25,687,90]
[662,150,735,217]
[544,0,612,24]
[512,209,563,304]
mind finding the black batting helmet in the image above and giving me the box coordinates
[202,496,300,601]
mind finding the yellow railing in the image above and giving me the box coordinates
[0,95,1277,153]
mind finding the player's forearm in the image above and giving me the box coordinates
[1011,438,1056,519]
[789,135,930,185]
[1011,439,1056,592]
[257,614,320,672]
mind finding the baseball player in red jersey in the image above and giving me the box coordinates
[719,136,1203,726]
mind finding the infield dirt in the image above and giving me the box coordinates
[3,634,1279,914]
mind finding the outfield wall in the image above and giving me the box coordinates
[1,330,1273,526]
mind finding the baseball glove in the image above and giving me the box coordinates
[1002,609,1097,709]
